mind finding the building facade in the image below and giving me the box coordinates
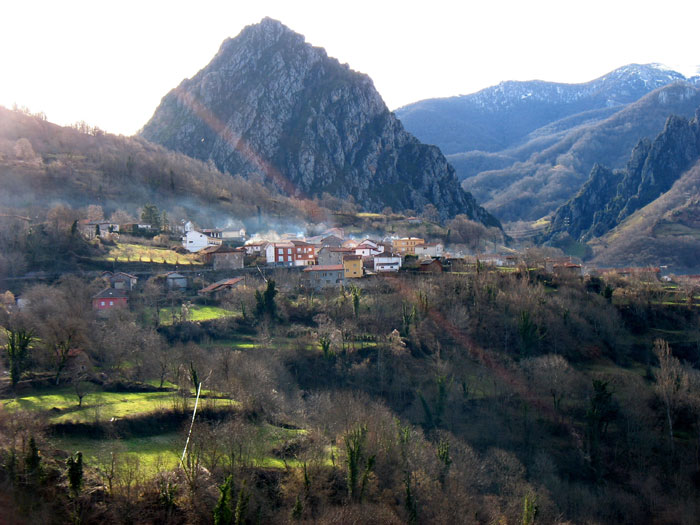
[303,265,345,289]
[392,237,425,255]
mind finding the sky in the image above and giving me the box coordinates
[1,0,699,136]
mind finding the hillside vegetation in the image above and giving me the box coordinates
[462,84,700,221]
[0,105,327,229]
[590,162,700,270]
[2,268,700,523]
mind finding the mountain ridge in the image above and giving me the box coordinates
[396,63,696,155]
[546,109,700,244]
[459,83,700,221]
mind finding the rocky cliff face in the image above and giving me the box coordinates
[140,18,498,226]
[546,109,700,241]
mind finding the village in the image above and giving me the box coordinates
[69,212,690,318]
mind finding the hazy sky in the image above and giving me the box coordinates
[1,0,698,135]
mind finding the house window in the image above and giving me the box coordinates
[109,301,114,306]
[288,249,292,254]
[100,301,105,306]
[278,249,283,254]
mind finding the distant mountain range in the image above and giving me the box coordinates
[141,18,499,227]
[396,65,700,222]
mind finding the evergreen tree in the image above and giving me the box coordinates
[214,475,235,525]
[344,424,375,503]
[234,482,250,525]
[66,451,83,497]
[4,327,33,388]
[291,494,303,520]
[254,280,278,321]
[141,203,161,230]
[25,436,42,483]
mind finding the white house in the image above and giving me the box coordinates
[182,230,223,253]
[373,255,402,272]
[478,254,505,267]
[354,239,385,257]
[414,243,444,258]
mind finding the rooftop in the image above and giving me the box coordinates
[199,277,244,294]
[93,288,129,299]
[304,265,344,272]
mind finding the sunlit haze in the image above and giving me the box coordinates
[1,0,698,135]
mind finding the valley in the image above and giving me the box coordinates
[1,13,700,525]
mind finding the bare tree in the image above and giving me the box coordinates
[522,354,577,413]
[654,339,686,454]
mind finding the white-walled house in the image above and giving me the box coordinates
[182,230,223,252]
[373,255,402,272]
[354,239,385,257]
[414,243,444,258]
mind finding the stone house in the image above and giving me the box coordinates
[164,272,188,290]
[102,271,138,290]
[317,247,354,266]
[303,265,345,289]
[319,235,344,248]
[199,244,245,270]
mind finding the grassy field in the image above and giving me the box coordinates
[2,387,236,424]
[198,338,257,350]
[53,424,309,476]
[98,242,202,265]
[158,304,238,325]
[54,432,183,474]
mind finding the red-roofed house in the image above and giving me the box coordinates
[290,240,316,266]
[265,242,295,266]
[92,288,129,311]
[198,277,245,297]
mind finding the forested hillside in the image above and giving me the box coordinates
[0,106,322,225]
[2,266,700,523]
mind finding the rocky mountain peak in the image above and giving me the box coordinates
[141,19,499,226]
